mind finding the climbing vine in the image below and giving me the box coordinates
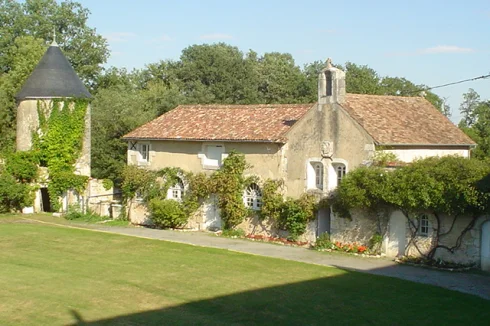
[259,178,316,240]
[33,98,90,210]
[120,151,317,238]
[329,156,490,260]
[211,151,251,229]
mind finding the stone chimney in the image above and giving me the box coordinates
[318,58,346,104]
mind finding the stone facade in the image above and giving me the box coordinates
[331,209,490,268]
[124,59,478,260]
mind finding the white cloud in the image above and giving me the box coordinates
[104,32,137,43]
[419,45,474,54]
[199,33,233,40]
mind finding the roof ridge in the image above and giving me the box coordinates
[176,103,313,109]
[346,93,425,100]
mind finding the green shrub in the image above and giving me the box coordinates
[368,233,383,253]
[149,199,188,229]
[221,228,245,238]
[64,205,105,222]
[0,173,35,213]
[4,151,39,183]
[314,232,332,249]
[279,197,312,241]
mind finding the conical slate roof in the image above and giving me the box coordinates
[15,43,91,100]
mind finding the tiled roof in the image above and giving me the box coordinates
[342,94,475,145]
[123,104,313,142]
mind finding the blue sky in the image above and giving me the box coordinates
[78,0,490,123]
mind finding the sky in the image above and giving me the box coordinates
[78,0,490,123]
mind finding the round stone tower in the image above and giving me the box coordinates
[15,40,92,177]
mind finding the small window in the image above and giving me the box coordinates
[138,143,150,162]
[325,71,333,96]
[313,162,323,189]
[418,214,429,237]
[335,164,346,185]
[204,145,224,168]
[244,183,262,210]
[168,178,184,201]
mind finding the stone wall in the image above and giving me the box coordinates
[332,209,490,267]
[330,210,387,246]
[408,214,490,265]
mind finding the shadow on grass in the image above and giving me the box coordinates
[69,265,490,326]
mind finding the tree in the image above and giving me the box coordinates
[330,156,490,260]
[91,85,157,181]
[256,52,306,103]
[175,43,260,104]
[0,0,108,151]
[344,62,382,95]
[0,36,45,150]
[458,89,490,159]
[0,0,108,84]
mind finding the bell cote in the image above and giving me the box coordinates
[318,58,346,104]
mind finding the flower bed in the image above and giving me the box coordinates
[395,256,475,272]
[316,240,369,254]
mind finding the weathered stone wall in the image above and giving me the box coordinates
[333,209,490,267]
[16,99,40,151]
[406,214,490,266]
[330,210,387,245]
[74,103,91,177]
[87,178,114,217]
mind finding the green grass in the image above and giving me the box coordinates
[0,216,489,325]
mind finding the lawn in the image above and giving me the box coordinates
[1,215,489,325]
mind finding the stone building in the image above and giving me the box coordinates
[15,40,112,214]
[123,59,489,269]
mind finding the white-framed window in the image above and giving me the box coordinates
[138,143,150,163]
[307,160,323,190]
[244,183,262,210]
[200,144,225,169]
[334,163,346,185]
[313,162,323,189]
[418,214,429,237]
[167,178,185,201]
[328,160,348,191]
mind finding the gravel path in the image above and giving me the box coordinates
[27,218,490,300]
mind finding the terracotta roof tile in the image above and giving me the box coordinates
[342,94,475,145]
[123,104,313,142]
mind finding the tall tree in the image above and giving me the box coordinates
[256,52,306,103]
[0,0,108,151]
[458,89,490,159]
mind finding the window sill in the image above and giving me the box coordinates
[202,164,220,170]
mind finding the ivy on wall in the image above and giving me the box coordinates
[33,98,90,210]
[121,151,317,239]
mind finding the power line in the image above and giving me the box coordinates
[407,73,490,95]
[426,74,490,91]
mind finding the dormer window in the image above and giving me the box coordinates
[325,71,332,96]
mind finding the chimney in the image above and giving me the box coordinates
[318,58,346,104]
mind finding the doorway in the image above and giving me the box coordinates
[386,211,407,257]
[316,207,331,237]
[40,188,52,212]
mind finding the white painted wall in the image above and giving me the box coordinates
[382,148,469,163]
[385,211,407,257]
[482,221,490,272]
